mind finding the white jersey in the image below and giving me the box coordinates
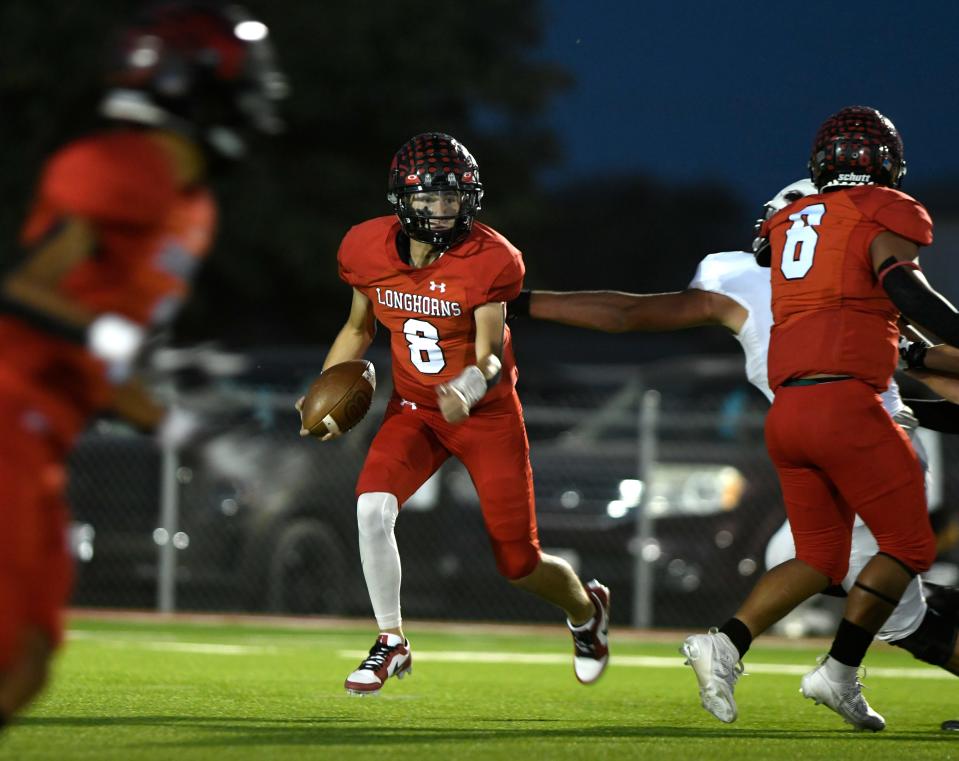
[687,251,906,418]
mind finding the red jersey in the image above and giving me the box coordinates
[0,129,217,446]
[762,185,933,392]
[338,217,524,410]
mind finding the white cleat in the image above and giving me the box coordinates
[344,634,412,696]
[680,627,743,723]
[800,657,885,732]
[569,580,610,684]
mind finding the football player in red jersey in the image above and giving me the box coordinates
[679,106,959,731]
[304,132,610,695]
[508,179,959,728]
[0,1,287,725]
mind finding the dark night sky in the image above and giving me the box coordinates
[539,1,959,207]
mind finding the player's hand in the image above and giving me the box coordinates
[295,395,338,441]
[156,406,203,450]
[437,383,470,423]
[899,334,929,371]
[295,396,312,437]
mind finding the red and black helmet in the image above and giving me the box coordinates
[387,132,484,248]
[100,1,289,159]
[808,105,906,190]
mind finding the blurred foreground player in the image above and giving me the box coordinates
[0,1,287,723]
[303,132,610,695]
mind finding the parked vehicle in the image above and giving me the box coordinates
[65,350,798,627]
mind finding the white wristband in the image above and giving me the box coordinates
[446,365,488,409]
[87,313,146,382]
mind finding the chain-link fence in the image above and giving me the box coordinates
[67,349,959,631]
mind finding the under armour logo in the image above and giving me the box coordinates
[429,281,447,293]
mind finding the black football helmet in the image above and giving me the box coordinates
[751,178,817,266]
[99,1,289,159]
[808,105,906,191]
[388,133,483,248]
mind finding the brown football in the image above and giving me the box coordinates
[301,359,376,437]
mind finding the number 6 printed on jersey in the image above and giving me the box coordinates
[781,203,826,279]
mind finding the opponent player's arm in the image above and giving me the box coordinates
[901,338,959,377]
[923,344,959,375]
[436,301,505,424]
[321,288,376,371]
[519,289,747,334]
[872,231,959,347]
[907,377,959,415]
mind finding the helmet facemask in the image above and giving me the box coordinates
[394,188,482,248]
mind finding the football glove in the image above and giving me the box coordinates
[899,334,930,371]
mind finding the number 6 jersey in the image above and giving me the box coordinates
[337,216,524,409]
[761,185,933,393]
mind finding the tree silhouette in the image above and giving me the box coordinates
[0,0,571,345]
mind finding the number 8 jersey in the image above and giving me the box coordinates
[337,216,525,409]
[761,186,933,393]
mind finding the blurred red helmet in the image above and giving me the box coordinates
[100,1,289,158]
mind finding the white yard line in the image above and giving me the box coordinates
[338,649,951,680]
[69,631,277,655]
[67,630,949,680]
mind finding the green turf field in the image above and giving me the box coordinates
[2,615,958,760]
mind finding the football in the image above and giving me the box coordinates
[300,359,376,438]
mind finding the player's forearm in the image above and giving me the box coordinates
[322,324,373,371]
[1,275,94,331]
[473,302,505,384]
[880,258,959,347]
[908,371,959,408]
[109,376,167,431]
[529,291,637,332]
[923,344,959,375]
[472,341,502,385]
[473,342,502,382]
[530,290,713,333]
